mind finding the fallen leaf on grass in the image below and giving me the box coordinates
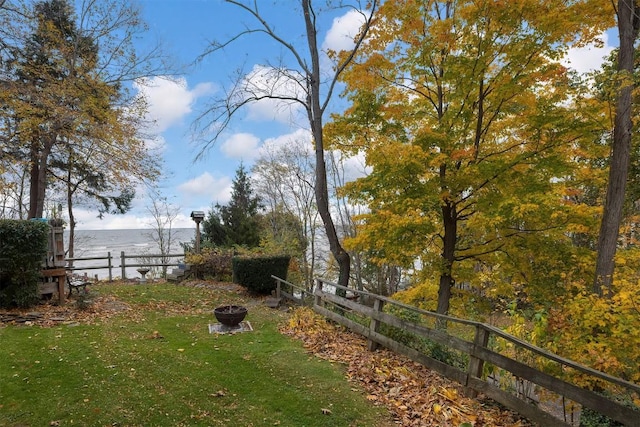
[149,330,164,339]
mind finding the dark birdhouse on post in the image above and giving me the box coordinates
[190,211,205,254]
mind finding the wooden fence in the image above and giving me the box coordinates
[66,251,184,281]
[273,276,640,426]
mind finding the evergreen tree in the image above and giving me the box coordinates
[203,164,263,248]
[202,205,227,246]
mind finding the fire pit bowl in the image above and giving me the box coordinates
[213,305,248,326]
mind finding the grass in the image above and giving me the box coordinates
[0,283,391,427]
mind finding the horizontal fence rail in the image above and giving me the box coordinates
[272,275,313,305]
[294,277,640,427]
[65,251,185,281]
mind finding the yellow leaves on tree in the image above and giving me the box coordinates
[330,0,614,315]
[548,277,640,387]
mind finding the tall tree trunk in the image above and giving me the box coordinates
[437,201,457,316]
[28,152,49,219]
[34,151,48,218]
[18,169,26,219]
[28,138,41,218]
[303,0,350,292]
[308,221,316,291]
[28,135,55,219]
[594,0,640,296]
[66,169,76,263]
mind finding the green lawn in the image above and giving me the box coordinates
[0,283,391,427]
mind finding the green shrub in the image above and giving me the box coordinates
[379,306,425,349]
[579,392,637,427]
[579,408,623,427]
[185,247,234,281]
[380,305,468,370]
[0,219,49,308]
[232,255,290,294]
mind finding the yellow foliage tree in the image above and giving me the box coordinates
[328,0,614,316]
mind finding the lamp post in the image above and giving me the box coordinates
[190,211,205,253]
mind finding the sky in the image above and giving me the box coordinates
[71,0,617,230]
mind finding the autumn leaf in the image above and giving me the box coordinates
[149,330,164,339]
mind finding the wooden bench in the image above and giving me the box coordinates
[66,275,91,297]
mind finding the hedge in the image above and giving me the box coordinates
[0,219,49,308]
[232,255,290,294]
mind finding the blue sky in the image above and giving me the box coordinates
[72,0,617,230]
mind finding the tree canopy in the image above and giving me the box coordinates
[328,0,614,315]
[0,0,163,225]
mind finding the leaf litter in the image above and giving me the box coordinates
[280,307,534,427]
[0,295,131,327]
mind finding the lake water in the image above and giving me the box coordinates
[64,228,196,280]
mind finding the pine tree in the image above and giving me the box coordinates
[203,164,263,248]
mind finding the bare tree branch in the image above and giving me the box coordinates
[194,0,380,289]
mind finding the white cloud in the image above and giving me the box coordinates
[246,98,300,123]
[145,135,167,153]
[254,128,367,184]
[177,172,232,204]
[221,133,261,160]
[330,149,371,183]
[71,208,147,230]
[134,76,215,132]
[563,32,615,74]
[322,9,366,53]
[260,128,313,155]
[72,211,196,231]
[255,129,368,183]
[71,184,207,231]
[241,65,306,123]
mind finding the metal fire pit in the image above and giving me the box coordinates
[213,305,248,326]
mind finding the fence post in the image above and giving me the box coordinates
[121,251,126,280]
[107,252,112,282]
[314,278,323,308]
[466,325,490,397]
[367,298,385,351]
[275,278,281,299]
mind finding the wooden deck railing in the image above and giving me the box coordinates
[271,276,639,426]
